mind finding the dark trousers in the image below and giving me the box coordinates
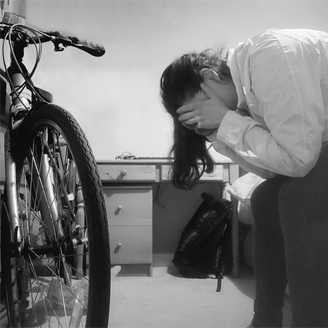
[250,149,328,327]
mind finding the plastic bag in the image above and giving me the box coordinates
[69,287,85,328]
[47,277,89,309]
[227,173,265,224]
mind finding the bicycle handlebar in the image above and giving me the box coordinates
[32,31,106,57]
[0,22,106,57]
[68,36,105,57]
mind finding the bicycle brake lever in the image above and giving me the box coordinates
[49,31,72,52]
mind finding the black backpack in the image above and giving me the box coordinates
[172,192,232,292]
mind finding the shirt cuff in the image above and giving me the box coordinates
[217,110,242,144]
[206,111,240,144]
[217,110,259,148]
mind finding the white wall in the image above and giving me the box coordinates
[4,0,328,160]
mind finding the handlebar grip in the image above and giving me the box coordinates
[69,37,105,57]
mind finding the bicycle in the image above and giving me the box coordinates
[0,12,111,327]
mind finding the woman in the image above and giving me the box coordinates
[160,29,328,327]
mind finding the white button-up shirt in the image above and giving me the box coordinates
[208,29,328,178]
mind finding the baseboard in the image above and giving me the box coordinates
[153,253,174,267]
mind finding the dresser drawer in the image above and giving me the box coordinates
[104,187,152,226]
[98,164,156,182]
[110,225,152,264]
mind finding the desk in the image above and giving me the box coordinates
[98,160,240,277]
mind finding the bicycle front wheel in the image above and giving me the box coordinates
[3,103,111,327]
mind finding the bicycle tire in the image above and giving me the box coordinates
[2,102,111,327]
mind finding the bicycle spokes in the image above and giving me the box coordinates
[19,127,89,281]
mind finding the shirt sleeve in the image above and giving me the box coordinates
[207,129,276,179]
[217,32,325,177]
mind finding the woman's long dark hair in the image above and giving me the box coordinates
[160,49,231,189]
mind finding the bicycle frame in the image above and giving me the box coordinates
[2,26,73,257]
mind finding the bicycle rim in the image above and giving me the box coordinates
[4,103,111,327]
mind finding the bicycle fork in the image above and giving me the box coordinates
[4,130,21,253]
[4,129,65,254]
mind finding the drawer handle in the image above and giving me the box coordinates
[114,205,123,215]
[114,242,122,254]
[120,169,127,176]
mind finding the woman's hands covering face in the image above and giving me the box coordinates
[177,81,230,135]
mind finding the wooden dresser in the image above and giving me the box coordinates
[98,159,239,276]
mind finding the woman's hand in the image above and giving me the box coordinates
[177,82,229,130]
